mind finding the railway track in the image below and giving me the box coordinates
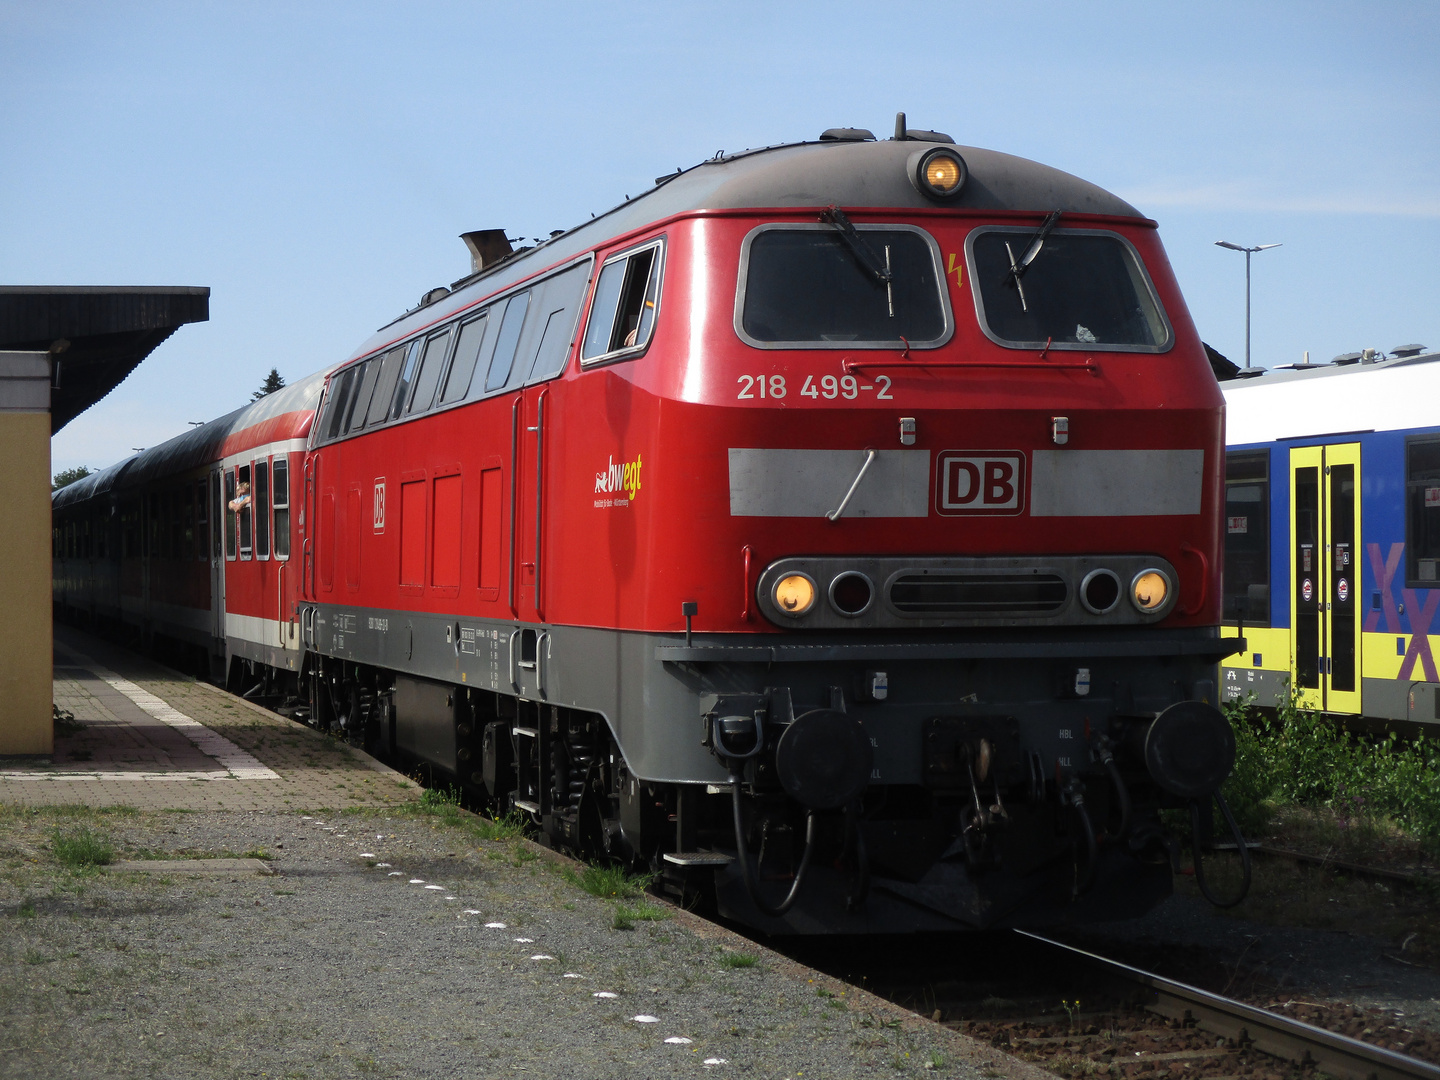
[1014,931,1440,1080]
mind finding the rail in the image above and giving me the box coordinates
[1018,931,1440,1080]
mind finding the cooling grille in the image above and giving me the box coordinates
[888,572,1068,616]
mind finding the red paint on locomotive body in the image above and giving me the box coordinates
[313,209,1221,636]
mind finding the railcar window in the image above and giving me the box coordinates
[1223,451,1270,624]
[389,340,423,421]
[969,229,1169,350]
[237,464,253,558]
[739,227,945,347]
[365,347,406,427]
[406,329,453,415]
[183,486,194,560]
[440,314,490,405]
[583,243,662,363]
[224,471,237,559]
[255,460,270,558]
[344,360,380,433]
[273,458,290,559]
[1406,437,1440,586]
[196,479,207,561]
[484,291,532,392]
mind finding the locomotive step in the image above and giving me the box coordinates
[663,851,736,868]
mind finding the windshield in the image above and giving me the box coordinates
[738,225,949,347]
[969,228,1170,350]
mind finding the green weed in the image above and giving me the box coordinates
[719,952,759,969]
[471,811,528,842]
[612,901,667,930]
[565,862,653,900]
[51,826,114,868]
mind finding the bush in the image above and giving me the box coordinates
[1220,696,1277,835]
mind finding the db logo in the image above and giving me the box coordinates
[936,452,1026,516]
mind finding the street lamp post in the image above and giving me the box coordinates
[1215,241,1281,369]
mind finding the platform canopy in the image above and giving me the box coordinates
[0,286,210,433]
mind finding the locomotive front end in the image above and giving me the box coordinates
[621,135,1241,931]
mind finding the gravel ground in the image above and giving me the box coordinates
[0,806,1040,1080]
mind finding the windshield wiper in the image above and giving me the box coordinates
[820,205,896,317]
[1000,209,1062,311]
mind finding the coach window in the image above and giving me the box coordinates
[273,458,290,559]
[388,340,423,420]
[183,485,195,560]
[344,359,380,434]
[1406,437,1440,585]
[527,261,592,383]
[196,479,208,561]
[255,460,271,559]
[967,227,1170,352]
[365,347,406,427]
[583,242,662,364]
[440,314,490,405]
[406,328,453,415]
[1223,451,1270,624]
[237,463,253,558]
[170,490,183,559]
[484,291,532,392]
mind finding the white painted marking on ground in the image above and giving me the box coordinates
[444,896,456,900]
[388,872,404,877]
[482,920,504,927]
[703,1058,728,1066]
[529,954,554,961]
[58,656,285,782]
[631,1015,659,1024]
[375,862,391,868]
[514,937,533,943]
[409,879,425,884]
[562,973,581,978]
[359,853,376,858]
[593,992,618,999]
[424,885,444,891]
[665,1037,693,1044]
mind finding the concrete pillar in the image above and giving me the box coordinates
[0,351,53,756]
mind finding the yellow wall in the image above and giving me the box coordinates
[0,411,53,755]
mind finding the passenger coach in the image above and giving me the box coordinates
[56,118,1248,932]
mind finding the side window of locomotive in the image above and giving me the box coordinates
[484,291,532,393]
[582,242,663,363]
[526,261,592,384]
[1223,451,1270,624]
[388,340,423,421]
[321,367,356,442]
[738,227,946,347]
[237,463,253,559]
[1406,437,1440,586]
[255,460,270,559]
[405,328,453,416]
[224,470,237,560]
[344,359,380,434]
[273,458,290,559]
[365,347,406,427]
[440,314,490,405]
[968,228,1171,351]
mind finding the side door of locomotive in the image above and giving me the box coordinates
[1289,442,1362,713]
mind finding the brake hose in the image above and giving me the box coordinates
[729,774,817,917]
[1093,736,1132,841]
[1063,779,1099,895]
[844,800,870,913]
[1189,791,1252,908]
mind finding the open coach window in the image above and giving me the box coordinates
[582,240,663,364]
[1406,437,1440,585]
[738,225,948,348]
[1223,451,1270,623]
[968,227,1170,351]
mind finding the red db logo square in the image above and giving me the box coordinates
[936,452,1025,515]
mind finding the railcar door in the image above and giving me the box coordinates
[209,470,225,647]
[1289,443,1361,713]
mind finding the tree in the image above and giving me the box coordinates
[52,465,91,491]
[251,368,286,401]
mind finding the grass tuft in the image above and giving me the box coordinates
[612,901,668,930]
[471,811,528,842]
[565,862,654,900]
[51,826,114,868]
[719,951,759,969]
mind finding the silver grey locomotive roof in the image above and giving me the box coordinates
[348,138,1144,362]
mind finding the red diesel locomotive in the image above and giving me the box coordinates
[54,117,1247,932]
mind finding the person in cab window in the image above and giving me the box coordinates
[228,481,251,513]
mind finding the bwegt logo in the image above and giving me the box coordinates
[935,452,1026,515]
[595,454,643,500]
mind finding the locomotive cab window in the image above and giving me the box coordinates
[736,224,949,349]
[440,315,489,405]
[1406,437,1440,586]
[967,227,1171,351]
[405,329,453,415]
[583,240,663,364]
[483,291,531,392]
[1223,451,1270,624]
[365,347,406,427]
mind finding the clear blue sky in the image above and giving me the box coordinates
[4,1,1436,476]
